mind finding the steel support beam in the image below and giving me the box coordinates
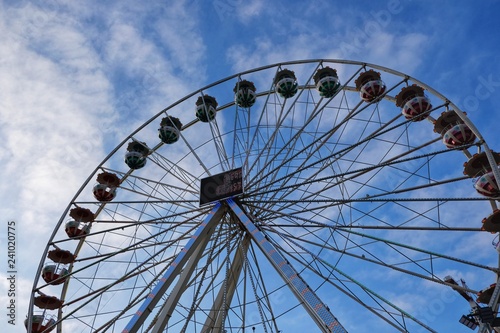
[151,213,221,333]
[202,234,251,333]
[122,203,226,333]
[226,198,348,333]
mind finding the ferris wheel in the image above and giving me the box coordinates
[27,59,500,333]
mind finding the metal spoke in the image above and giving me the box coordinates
[29,59,500,333]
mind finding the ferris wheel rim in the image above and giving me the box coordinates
[27,58,500,333]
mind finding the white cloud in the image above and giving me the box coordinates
[0,5,109,228]
[0,2,207,332]
[234,0,265,24]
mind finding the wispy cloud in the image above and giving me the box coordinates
[0,2,207,331]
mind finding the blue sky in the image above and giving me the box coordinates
[1,1,500,332]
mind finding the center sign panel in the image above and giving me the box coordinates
[200,167,243,205]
